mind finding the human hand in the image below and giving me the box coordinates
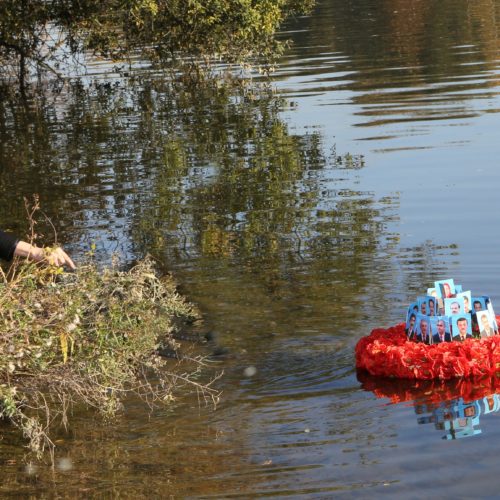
[44,247,76,270]
[14,241,76,270]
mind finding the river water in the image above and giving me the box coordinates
[2,0,500,497]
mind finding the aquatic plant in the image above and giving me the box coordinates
[0,252,220,457]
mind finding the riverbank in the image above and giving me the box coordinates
[0,254,220,457]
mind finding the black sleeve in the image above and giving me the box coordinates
[0,230,19,261]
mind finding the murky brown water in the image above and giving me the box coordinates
[3,0,500,496]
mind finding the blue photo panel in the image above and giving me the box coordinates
[455,284,463,294]
[457,291,472,313]
[472,296,487,312]
[444,297,465,317]
[408,301,419,315]
[431,316,451,343]
[416,313,431,343]
[451,313,472,340]
[427,287,437,298]
[434,279,455,299]
[444,418,480,440]
[417,296,429,315]
[427,296,437,316]
[406,309,418,330]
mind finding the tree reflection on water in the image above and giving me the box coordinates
[0,77,403,333]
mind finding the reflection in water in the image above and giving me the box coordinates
[0,78,404,341]
[360,372,500,440]
[416,397,486,440]
[278,0,500,147]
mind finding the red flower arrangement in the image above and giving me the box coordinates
[355,318,500,380]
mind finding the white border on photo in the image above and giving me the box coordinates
[487,301,498,332]
[477,310,494,337]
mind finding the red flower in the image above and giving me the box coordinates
[355,316,500,380]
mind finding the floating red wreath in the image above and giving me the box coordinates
[355,318,500,380]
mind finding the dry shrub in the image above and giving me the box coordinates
[0,255,220,457]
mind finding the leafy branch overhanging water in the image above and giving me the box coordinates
[0,0,314,86]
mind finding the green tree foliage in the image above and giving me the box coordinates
[0,0,314,84]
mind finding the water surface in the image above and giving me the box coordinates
[2,0,500,496]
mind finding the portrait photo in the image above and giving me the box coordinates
[427,287,437,298]
[472,296,486,312]
[477,310,494,338]
[415,313,431,344]
[408,301,419,316]
[406,311,418,339]
[451,313,473,341]
[417,296,430,315]
[437,297,444,315]
[431,316,451,343]
[407,302,418,317]
[457,291,472,313]
[435,279,455,299]
[444,297,465,317]
[426,296,437,317]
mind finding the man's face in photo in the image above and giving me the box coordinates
[420,320,428,336]
[481,314,490,331]
[463,297,470,312]
[437,320,446,335]
[457,319,468,336]
[429,301,435,315]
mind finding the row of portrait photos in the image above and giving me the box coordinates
[405,278,498,343]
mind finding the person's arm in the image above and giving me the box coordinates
[14,241,76,270]
[0,230,19,261]
[1,230,75,269]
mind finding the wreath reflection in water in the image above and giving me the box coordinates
[355,320,500,380]
[359,372,500,440]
